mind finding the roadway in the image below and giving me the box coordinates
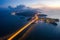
[13,22,37,40]
[8,22,58,40]
[18,23,58,40]
[7,14,38,40]
[7,14,59,40]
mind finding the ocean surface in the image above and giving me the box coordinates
[0,10,60,40]
[25,22,60,40]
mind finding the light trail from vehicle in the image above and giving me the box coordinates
[8,14,38,40]
[19,24,36,40]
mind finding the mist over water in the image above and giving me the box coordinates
[0,10,27,37]
[0,5,60,40]
[0,12,60,38]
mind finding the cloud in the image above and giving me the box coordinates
[10,5,39,17]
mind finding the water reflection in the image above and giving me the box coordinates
[25,22,60,40]
[0,11,60,40]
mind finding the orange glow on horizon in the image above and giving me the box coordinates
[47,4,60,9]
[28,4,60,9]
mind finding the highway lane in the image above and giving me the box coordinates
[22,23,58,40]
[7,14,59,40]
[18,23,37,40]
[8,14,38,40]
[13,22,57,40]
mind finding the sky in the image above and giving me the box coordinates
[0,0,60,8]
[0,0,60,19]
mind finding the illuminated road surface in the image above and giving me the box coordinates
[14,22,58,40]
[19,23,36,40]
[8,14,38,40]
[19,23,59,40]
